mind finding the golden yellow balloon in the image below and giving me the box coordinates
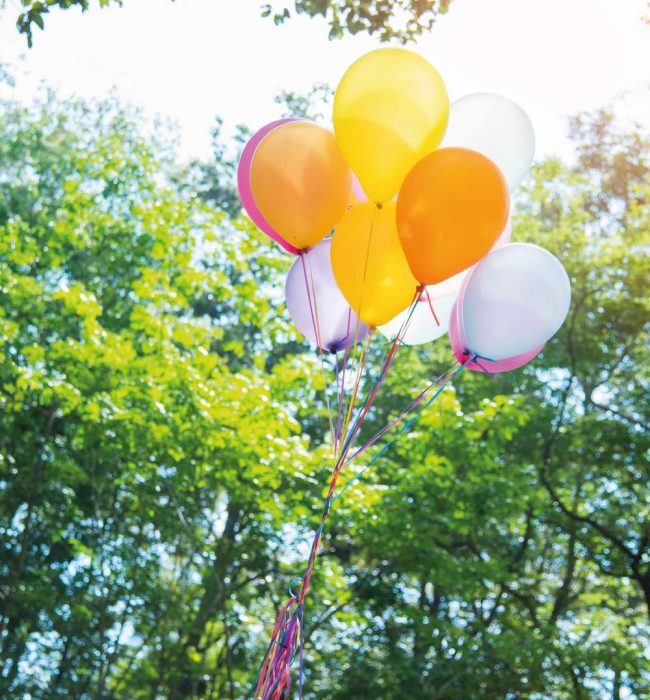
[333,48,449,204]
[250,121,352,250]
[331,201,418,327]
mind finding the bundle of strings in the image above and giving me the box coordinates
[253,282,473,700]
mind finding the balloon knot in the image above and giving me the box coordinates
[376,203,383,210]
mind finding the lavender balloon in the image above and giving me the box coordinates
[285,239,369,352]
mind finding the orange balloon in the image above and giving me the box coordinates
[250,122,352,250]
[396,147,510,284]
[331,201,418,327]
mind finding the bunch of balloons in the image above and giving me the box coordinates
[239,48,572,700]
[239,48,571,369]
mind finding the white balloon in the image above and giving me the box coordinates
[442,93,535,190]
[379,292,456,346]
[461,243,571,360]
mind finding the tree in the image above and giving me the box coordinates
[0,71,648,698]
[10,0,122,46]
[9,0,454,46]
[0,79,330,698]
[262,0,454,42]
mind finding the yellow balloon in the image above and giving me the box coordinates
[333,48,449,204]
[331,201,418,327]
[250,122,352,250]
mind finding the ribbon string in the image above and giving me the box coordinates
[254,291,465,699]
[300,253,336,451]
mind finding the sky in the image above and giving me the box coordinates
[0,0,648,161]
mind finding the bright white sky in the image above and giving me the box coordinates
[0,0,648,160]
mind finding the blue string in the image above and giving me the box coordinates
[297,605,305,699]
[288,577,303,598]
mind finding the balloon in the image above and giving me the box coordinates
[459,243,571,360]
[378,291,456,346]
[285,240,369,352]
[441,93,535,190]
[333,48,449,204]
[396,147,510,285]
[331,201,418,327]
[250,121,352,250]
[448,302,543,374]
[237,119,301,255]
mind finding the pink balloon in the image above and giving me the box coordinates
[238,119,302,255]
[449,300,542,374]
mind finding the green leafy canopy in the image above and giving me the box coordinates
[10,0,454,46]
[0,69,648,700]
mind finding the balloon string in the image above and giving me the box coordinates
[254,327,404,698]
[337,274,371,457]
[334,350,341,454]
[253,595,300,699]
[423,286,440,327]
[341,285,421,448]
[335,356,473,502]
[343,358,459,467]
[338,283,420,459]
[254,355,467,700]
[296,308,417,606]
[254,321,381,698]
[338,329,372,455]
[299,290,421,609]
[307,259,337,453]
[253,308,452,700]
[299,253,336,451]
[334,310,352,453]
[336,205,378,453]
[299,253,321,348]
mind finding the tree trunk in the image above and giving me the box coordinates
[166,503,240,699]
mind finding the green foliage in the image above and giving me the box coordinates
[14,0,122,46]
[0,81,325,697]
[12,0,453,46]
[264,0,454,42]
[0,73,648,698]
[275,82,334,121]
